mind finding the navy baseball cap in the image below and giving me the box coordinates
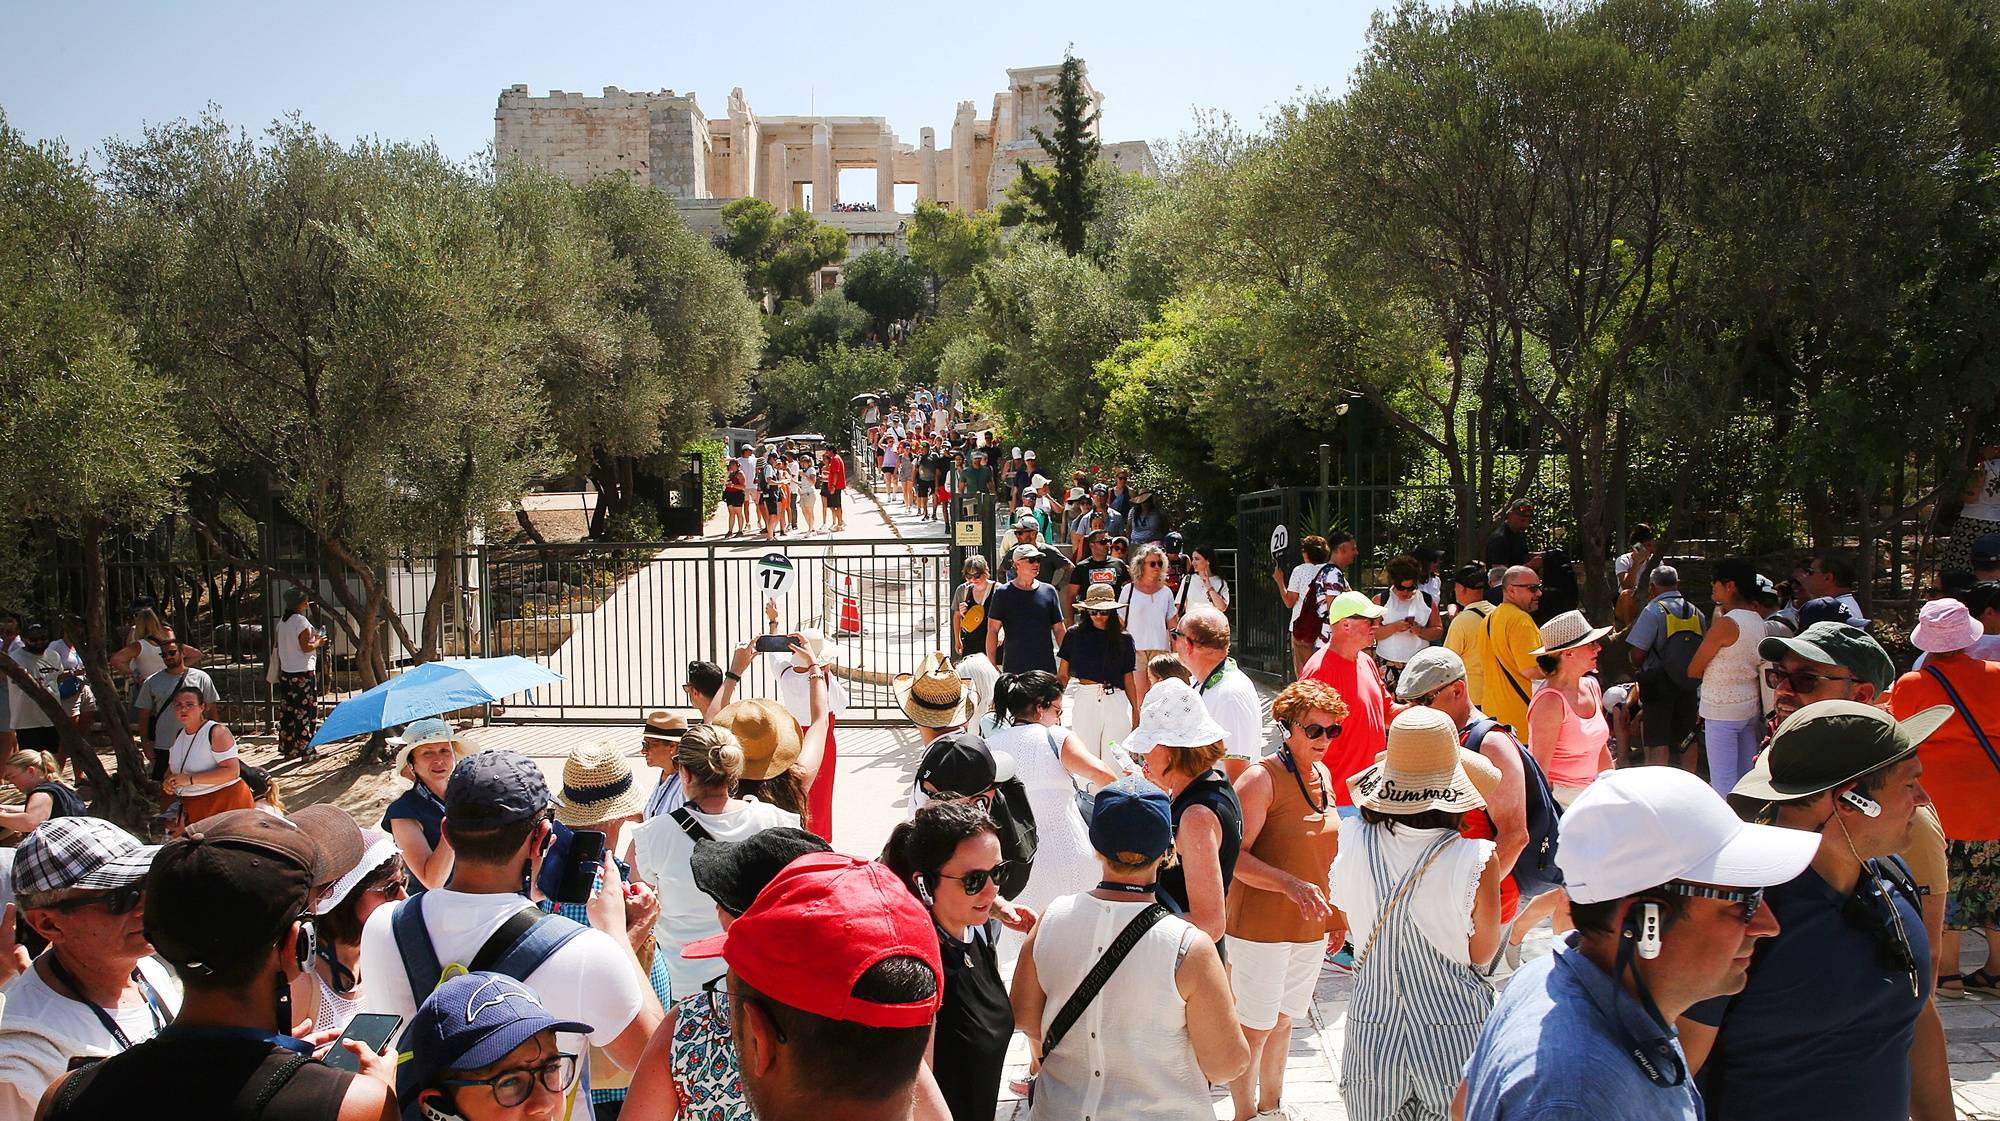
[398,972,591,1107]
[1088,776,1173,862]
[444,751,549,829]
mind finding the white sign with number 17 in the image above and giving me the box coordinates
[757,553,796,600]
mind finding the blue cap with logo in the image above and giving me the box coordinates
[444,751,549,829]
[1088,776,1174,862]
[398,972,592,1111]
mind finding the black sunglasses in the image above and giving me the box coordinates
[1763,666,1855,693]
[936,862,1012,895]
[1842,872,1921,997]
[1393,583,1419,593]
[49,882,146,915]
[1662,881,1765,925]
[1290,721,1341,741]
[1512,582,1545,593]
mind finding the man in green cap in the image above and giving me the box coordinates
[1677,699,1956,1121]
[1759,621,1897,727]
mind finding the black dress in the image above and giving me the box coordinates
[32,781,86,820]
[931,919,1011,1121]
[1156,768,1243,919]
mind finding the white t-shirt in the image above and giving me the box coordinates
[276,613,316,674]
[1284,563,1345,632]
[1375,591,1437,665]
[1120,584,1177,650]
[630,797,800,999]
[1175,574,1230,615]
[1964,458,2000,521]
[1332,819,1495,967]
[5,649,64,731]
[357,889,645,1121]
[0,956,181,1121]
[167,721,239,795]
[759,658,850,730]
[1200,663,1268,761]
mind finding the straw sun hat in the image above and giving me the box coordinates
[895,651,977,729]
[1346,707,1488,815]
[716,699,804,781]
[553,740,648,826]
[1077,585,1128,613]
[1529,610,1613,659]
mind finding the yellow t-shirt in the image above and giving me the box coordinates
[1481,603,1542,734]
[1446,602,1496,708]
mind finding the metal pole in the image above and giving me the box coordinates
[1318,442,1332,536]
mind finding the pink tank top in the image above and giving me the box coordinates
[1529,679,1609,789]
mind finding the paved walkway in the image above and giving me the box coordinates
[224,487,2000,1120]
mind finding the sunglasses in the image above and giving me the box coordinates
[1662,881,1765,925]
[1392,583,1419,593]
[936,862,1012,895]
[49,882,146,915]
[1763,666,1855,693]
[442,1054,578,1108]
[1290,721,1341,741]
[1842,872,1921,996]
[1511,582,1545,593]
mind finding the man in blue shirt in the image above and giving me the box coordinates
[1627,565,1707,767]
[1461,768,1816,1121]
[1679,700,1956,1121]
[985,545,1065,674]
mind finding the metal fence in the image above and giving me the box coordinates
[476,536,953,723]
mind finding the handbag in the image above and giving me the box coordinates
[1046,727,1095,823]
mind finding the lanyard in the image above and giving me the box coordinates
[1196,658,1234,696]
[1095,881,1155,896]
[1277,748,1329,815]
[44,955,168,1051]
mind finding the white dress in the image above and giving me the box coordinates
[986,721,1097,916]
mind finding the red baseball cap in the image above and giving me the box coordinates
[683,852,942,1029]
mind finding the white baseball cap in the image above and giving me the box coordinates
[1556,768,1817,904]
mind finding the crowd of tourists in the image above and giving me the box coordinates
[0,429,1994,1121]
[723,441,849,540]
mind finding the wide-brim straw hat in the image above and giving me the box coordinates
[1530,609,1613,658]
[554,740,648,826]
[642,710,689,745]
[1078,585,1128,613]
[1348,707,1487,815]
[397,717,469,780]
[716,699,803,781]
[896,652,977,730]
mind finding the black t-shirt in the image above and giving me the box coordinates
[1485,524,1528,568]
[50,1031,353,1121]
[33,781,85,820]
[1058,622,1136,685]
[932,920,1011,1121]
[1687,862,1929,1121]
[987,581,1063,673]
[1072,557,1130,598]
[1157,769,1243,917]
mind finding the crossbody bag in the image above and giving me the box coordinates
[1037,903,1171,1061]
[1486,612,1534,708]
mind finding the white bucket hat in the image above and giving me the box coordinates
[788,627,842,668]
[396,717,469,779]
[1125,680,1227,758]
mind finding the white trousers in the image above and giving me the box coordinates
[1065,681,1133,766]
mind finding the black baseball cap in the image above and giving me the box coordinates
[1975,533,2000,567]
[914,731,1016,796]
[1452,563,1489,590]
[1413,545,1443,564]
[689,827,831,916]
[144,810,319,976]
[445,750,550,829]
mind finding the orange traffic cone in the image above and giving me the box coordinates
[837,576,862,636]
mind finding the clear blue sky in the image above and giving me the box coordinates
[1,0,1378,164]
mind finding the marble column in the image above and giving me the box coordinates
[810,122,832,213]
[876,131,896,212]
[764,140,787,208]
[917,128,937,203]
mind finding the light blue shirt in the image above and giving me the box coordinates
[1627,590,1701,658]
[1462,935,1703,1121]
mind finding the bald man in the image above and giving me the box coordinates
[1173,607,1267,779]
[1480,566,1546,735]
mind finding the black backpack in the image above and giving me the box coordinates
[1464,716,1563,897]
[987,777,1040,900]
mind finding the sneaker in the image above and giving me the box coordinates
[1323,943,1357,975]
[1253,1106,1302,1120]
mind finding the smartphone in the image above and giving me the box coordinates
[323,1013,402,1072]
[555,829,608,905]
[753,634,794,653]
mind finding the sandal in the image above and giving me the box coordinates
[1965,967,2000,991]
[1938,973,1970,999]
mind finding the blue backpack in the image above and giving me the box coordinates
[1463,716,1563,897]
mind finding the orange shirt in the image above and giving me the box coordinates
[1888,654,2000,840]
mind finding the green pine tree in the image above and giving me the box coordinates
[1013,52,1103,256]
